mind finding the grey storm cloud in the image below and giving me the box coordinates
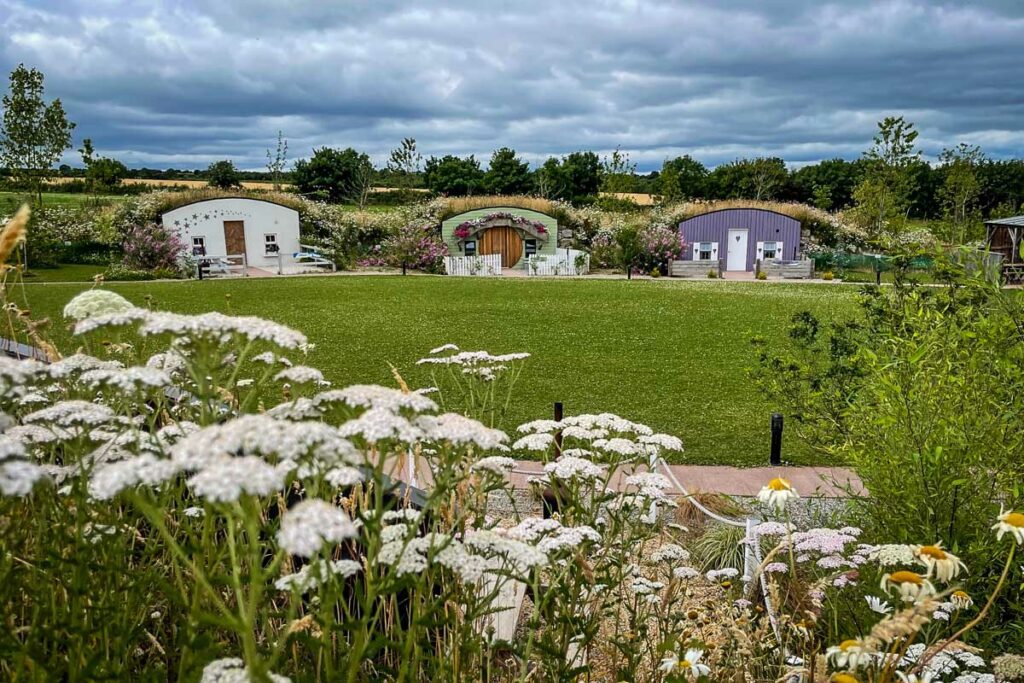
[1,0,1023,170]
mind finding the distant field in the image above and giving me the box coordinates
[0,191,128,212]
[19,275,857,466]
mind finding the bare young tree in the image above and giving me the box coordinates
[386,137,422,193]
[266,130,288,191]
[345,156,376,209]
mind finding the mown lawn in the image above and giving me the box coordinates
[20,275,858,466]
[21,264,107,283]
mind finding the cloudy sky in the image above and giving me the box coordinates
[2,0,1023,171]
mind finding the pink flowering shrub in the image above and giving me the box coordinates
[637,224,685,273]
[372,223,448,273]
[121,222,187,273]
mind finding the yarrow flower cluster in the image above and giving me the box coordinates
[276,499,358,558]
[62,289,135,321]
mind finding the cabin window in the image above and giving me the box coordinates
[762,241,778,260]
[697,242,713,260]
[264,234,279,255]
[192,236,206,256]
[524,238,538,257]
[464,240,477,256]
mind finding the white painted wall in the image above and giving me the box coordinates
[162,198,301,269]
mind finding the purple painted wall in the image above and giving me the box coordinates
[678,209,802,271]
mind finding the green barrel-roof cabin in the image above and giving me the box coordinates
[441,207,559,270]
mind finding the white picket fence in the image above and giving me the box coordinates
[444,253,502,276]
[525,249,590,276]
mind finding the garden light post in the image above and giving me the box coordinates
[769,412,783,466]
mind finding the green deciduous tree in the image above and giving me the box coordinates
[423,154,484,196]
[938,143,986,244]
[78,137,127,191]
[87,157,128,190]
[562,151,602,202]
[206,160,241,189]
[658,155,708,203]
[534,157,569,200]
[293,147,373,203]
[0,64,76,205]
[484,147,532,195]
[850,116,921,242]
[708,157,789,200]
[790,158,865,210]
[600,146,638,193]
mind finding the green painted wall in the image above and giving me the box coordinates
[441,206,559,269]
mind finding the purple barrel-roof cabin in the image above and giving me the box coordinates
[678,208,802,272]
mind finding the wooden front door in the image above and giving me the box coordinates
[477,227,523,268]
[223,221,246,256]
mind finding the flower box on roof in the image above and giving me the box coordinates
[453,211,550,243]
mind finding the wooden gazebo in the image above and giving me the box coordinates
[985,215,1024,283]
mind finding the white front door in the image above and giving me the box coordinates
[727,229,748,270]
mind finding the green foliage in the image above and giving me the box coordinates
[423,154,485,196]
[689,523,747,572]
[708,157,789,201]
[0,64,76,204]
[752,256,1024,648]
[600,146,638,193]
[24,205,116,268]
[850,116,921,243]
[205,160,241,189]
[483,147,532,195]
[936,143,986,244]
[562,151,602,202]
[791,158,866,211]
[613,223,643,277]
[86,157,129,190]
[592,194,641,213]
[293,147,374,203]
[102,262,180,280]
[659,155,708,203]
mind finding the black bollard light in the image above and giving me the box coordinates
[770,413,784,466]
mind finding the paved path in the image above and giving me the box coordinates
[387,454,862,500]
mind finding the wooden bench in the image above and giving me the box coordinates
[669,259,722,278]
[757,259,814,279]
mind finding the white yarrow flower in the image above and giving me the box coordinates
[63,290,135,321]
[277,499,358,558]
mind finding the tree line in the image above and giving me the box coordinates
[2,64,1023,243]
